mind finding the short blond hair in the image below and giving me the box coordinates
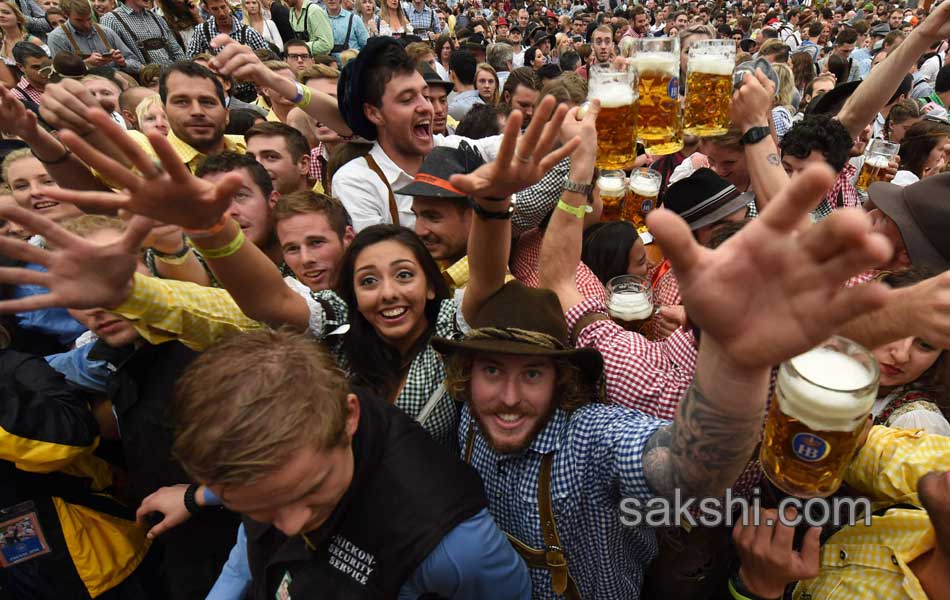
[135,93,164,127]
[59,215,124,240]
[173,328,352,487]
[339,49,358,66]
[2,148,36,187]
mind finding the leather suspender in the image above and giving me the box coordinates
[363,154,401,226]
[464,427,582,599]
[60,23,113,57]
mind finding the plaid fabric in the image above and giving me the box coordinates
[461,402,665,599]
[510,228,607,303]
[564,297,695,421]
[308,143,326,184]
[814,163,861,222]
[187,17,270,98]
[313,291,463,448]
[793,427,950,600]
[100,4,185,65]
[12,77,43,105]
[126,129,247,175]
[512,157,571,236]
[114,272,264,351]
[405,3,441,33]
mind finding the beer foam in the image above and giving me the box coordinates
[778,346,877,432]
[629,173,660,196]
[598,175,626,196]
[608,291,653,321]
[631,53,678,76]
[592,82,637,107]
[688,55,734,76]
[864,155,891,169]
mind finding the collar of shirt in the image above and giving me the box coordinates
[369,141,415,191]
[327,7,352,20]
[408,4,431,14]
[441,255,469,290]
[165,129,247,170]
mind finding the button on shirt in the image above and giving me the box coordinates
[101,4,185,65]
[331,134,502,232]
[46,22,143,73]
[461,403,666,599]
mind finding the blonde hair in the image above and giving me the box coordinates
[240,0,261,24]
[298,63,339,84]
[475,63,500,105]
[378,0,407,28]
[2,148,36,187]
[772,62,795,110]
[135,93,164,128]
[59,215,124,240]
[619,36,636,58]
[339,49,358,66]
[0,0,27,34]
[173,328,353,487]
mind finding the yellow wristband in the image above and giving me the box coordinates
[557,198,592,219]
[195,228,245,259]
[297,85,313,109]
[155,251,190,265]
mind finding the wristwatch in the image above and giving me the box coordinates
[471,202,514,220]
[740,126,771,146]
[183,483,203,516]
[562,177,593,197]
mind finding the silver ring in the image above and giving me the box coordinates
[515,152,531,163]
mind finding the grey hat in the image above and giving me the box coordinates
[870,23,891,37]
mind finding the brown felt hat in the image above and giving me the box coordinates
[432,281,603,383]
[868,174,950,272]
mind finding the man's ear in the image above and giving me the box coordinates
[364,102,384,127]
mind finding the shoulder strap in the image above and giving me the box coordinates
[112,11,151,62]
[60,23,83,54]
[202,20,211,45]
[344,13,354,44]
[415,382,445,426]
[93,24,112,51]
[363,153,400,226]
[534,453,581,599]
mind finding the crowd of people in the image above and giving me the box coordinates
[0,0,948,598]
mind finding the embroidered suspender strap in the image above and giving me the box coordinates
[875,390,935,425]
[363,154,401,226]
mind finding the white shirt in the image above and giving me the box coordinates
[331,134,501,232]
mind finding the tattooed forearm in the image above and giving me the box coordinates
[644,381,764,498]
[766,153,781,166]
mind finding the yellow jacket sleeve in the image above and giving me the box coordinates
[114,273,264,352]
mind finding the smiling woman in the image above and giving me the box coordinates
[2,150,81,223]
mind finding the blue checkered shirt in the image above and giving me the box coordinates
[461,403,667,599]
[403,2,441,34]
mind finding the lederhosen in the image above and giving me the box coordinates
[330,13,354,53]
[111,10,171,63]
[464,427,582,600]
[59,23,112,59]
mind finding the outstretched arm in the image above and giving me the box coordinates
[209,35,353,137]
[451,96,579,323]
[837,1,950,138]
[641,165,893,499]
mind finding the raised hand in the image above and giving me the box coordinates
[449,95,580,200]
[0,205,150,311]
[733,508,821,599]
[731,69,775,132]
[208,34,274,89]
[42,110,242,230]
[0,86,39,139]
[647,163,893,371]
[39,79,100,134]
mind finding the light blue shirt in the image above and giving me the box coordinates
[325,7,368,56]
[849,47,872,81]
[45,343,112,393]
[13,263,86,346]
[205,509,531,600]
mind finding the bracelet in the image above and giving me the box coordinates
[556,199,592,219]
[154,250,191,265]
[290,81,304,103]
[184,216,228,239]
[183,483,202,516]
[298,84,313,109]
[31,145,71,165]
[471,202,513,220]
[195,227,245,259]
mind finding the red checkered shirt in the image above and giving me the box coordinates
[815,163,861,220]
[564,296,766,497]
[12,77,43,106]
[308,143,326,185]
[511,228,607,304]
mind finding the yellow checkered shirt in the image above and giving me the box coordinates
[126,129,247,174]
[793,426,950,600]
[114,272,262,351]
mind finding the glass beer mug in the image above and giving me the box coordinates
[684,39,736,136]
[588,63,639,171]
[630,37,683,156]
[605,275,656,335]
[598,170,627,222]
[855,139,900,193]
[759,336,879,498]
[623,168,662,231]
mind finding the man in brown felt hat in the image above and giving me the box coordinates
[431,100,895,599]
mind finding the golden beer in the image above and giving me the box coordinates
[855,155,892,193]
[623,168,661,229]
[606,275,655,336]
[684,42,735,136]
[598,171,626,222]
[759,338,879,498]
[631,41,683,156]
[589,64,639,170]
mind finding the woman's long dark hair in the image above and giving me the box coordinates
[336,225,450,397]
[581,221,640,285]
[898,119,950,178]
